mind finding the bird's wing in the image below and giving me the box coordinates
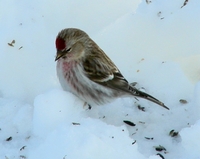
[83,48,130,92]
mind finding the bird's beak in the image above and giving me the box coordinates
[55,51,65,61]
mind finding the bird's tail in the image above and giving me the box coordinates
[129,86,169,110]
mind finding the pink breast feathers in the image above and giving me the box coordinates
[62,61,74,73]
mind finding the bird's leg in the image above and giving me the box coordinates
[83,102,88,108]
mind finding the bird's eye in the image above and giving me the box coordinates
[66,48,71,52]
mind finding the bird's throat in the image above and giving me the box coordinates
[62,61,76,73]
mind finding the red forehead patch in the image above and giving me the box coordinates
[55,37,66,50]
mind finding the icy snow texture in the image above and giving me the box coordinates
[0,0,200,159]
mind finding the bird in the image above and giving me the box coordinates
[55,28,169,110]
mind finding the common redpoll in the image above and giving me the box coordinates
[55,28,169,110]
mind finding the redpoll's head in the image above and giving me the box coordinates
[55,28,90,61]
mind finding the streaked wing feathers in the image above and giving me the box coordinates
[83,49,130,92]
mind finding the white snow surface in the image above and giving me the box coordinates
[0,0,200,159]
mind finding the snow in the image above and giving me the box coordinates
[0,0,200,159]
[180,119,200,158]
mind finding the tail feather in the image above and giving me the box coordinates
[129,86,169,110]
